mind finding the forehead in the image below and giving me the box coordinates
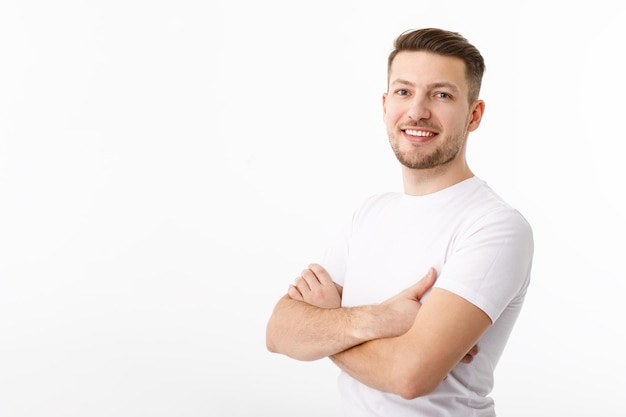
[389,51,468,92]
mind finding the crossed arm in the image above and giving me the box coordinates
[265,264,490,399]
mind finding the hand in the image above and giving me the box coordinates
[460,344,479,364]
[378,267,437,338]
[288,263,342,309]
[380,268,480,365]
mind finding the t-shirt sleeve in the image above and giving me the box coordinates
[434,208,534,322]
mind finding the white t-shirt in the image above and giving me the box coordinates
[322,177,534,417]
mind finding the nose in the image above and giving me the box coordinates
[407,96,430,121]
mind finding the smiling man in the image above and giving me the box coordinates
[266,28,534,417]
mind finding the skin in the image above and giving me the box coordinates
[267,265,439,361]
[266,51,491,399]
[384,50,484,196]
[284,265,479,365]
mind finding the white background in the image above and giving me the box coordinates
[1,1,624,416]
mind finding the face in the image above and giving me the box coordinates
[383,51,483,171]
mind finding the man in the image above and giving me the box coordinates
[266,27,534,416]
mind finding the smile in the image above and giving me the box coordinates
[404,129,436,137]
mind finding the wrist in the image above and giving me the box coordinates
[349,304,391,342]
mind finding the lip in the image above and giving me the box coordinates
[402,128,438,144]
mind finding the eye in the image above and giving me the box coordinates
[435,92,451,99]
[396,89,410,96]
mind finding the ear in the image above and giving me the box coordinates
[382,92,388,117]
[467,100,485,133]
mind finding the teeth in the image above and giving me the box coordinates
[405,129,434,137]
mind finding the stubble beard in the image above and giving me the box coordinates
[388,128,466,170]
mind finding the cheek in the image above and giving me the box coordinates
[440,110,465,130]
[383,105,401,125]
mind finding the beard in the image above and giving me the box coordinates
[388,127,466,170]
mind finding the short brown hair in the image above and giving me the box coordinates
[387,28,486,103]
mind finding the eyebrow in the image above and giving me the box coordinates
[390,78,461,94]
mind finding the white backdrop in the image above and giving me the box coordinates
[1,1,624,416]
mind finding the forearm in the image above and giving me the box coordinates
[265,295,392,361]
[330,341,386,389]
[329,335,442,399]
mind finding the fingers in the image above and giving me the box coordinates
[469,344,479,356]
[288,264,342,309]
[293,264,333,294]
[301,268,321,291]
[289,264,328,298]
[288,284,303,301]
[460,345,479,364]
[308,263,334,286]
[295,273,312,292]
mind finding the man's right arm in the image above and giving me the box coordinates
[266,295,384,361]
[265,264,435,361]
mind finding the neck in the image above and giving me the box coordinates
[401,161,473,196]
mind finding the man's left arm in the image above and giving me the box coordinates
[329,285,491,399]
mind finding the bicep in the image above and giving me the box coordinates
[395,288,491,387]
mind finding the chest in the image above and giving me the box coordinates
[341,205,466,306]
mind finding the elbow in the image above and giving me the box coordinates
[265,323,316,361]
[389,364,441,400]
[395,381,437,400]
[267,337,318,361]
[266,336,277,354]
[265,332,288,356]
[265,321,282,354]
[265,296,294,355]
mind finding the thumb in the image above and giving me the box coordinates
[406,267,437,300]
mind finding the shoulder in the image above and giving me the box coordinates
[468,179,533,238]
[452,180,534,263]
